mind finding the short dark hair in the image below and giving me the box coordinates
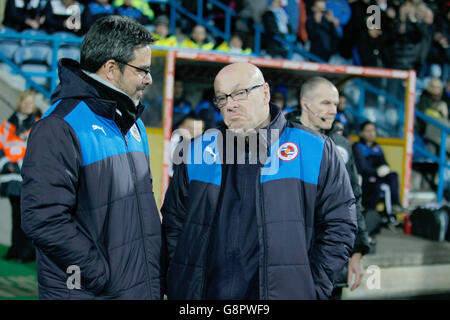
[360,120,375,131]
[300,76,335,101]
[80,15,154,73]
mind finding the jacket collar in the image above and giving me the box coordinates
[52,58,145,135]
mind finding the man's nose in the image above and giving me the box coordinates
[143,73,152,85]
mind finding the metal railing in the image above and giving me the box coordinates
[414,110,450,202]
[0,29,83,99]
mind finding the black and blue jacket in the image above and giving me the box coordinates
[162,104,357,300]
[20,59,163,299]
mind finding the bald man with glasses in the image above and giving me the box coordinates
[162,63,357,300]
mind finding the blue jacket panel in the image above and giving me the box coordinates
[21,59,162,300]
[162,104,357,300]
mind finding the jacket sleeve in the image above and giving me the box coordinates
[309,137,357,299]
[20,116,109,295]
[347,148,370,255]
[161,161,189,263]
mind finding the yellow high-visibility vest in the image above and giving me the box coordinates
[113,0,154,20]
[216,41,252,55]
[180,38,215,51]
[153,34,178,47]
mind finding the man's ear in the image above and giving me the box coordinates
[264,82,271,104]
[102,59,119,82]
[300,97,308,111]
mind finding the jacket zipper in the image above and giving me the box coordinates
[258,172,269,300]
[122,128,153,298]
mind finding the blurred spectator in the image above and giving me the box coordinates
[115,0,151,25]
[88,0,115,24]
[415,2,435,76]
[416,77,450,154]
[355,22,387,68]
[0,90,41,263]
[41,0,93,35]
[113,0,154,21]
[216,33,252,54]
[416,77,447,132]
[152,15,177,47]
[271,84,293,114]
[170,113,205,177]
[331,119,345,136]
[173,80,193,129]
[335,93,352,136]
[306,0,340,62]
[193,87,222,130]
[352,121,404,213]
[340,0,371,60]
[3,0,45,31]
[383,0,429,72]
[262,0,295,58]
[180,24,215,50]
[426,1,450,79]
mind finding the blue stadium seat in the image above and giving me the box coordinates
[14,44,52,65]
[21,64,50,87]
[46,46,80,65]
[20,29,50,45]
[0,26,19,36]
[52,31,81,47]
[0,41,20,60]
[0,27,21,61]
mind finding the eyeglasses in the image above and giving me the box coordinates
[213,84,264,108]
[117,60,151,80]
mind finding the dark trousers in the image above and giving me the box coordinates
[8,196,34,257]
[362,172,400,210]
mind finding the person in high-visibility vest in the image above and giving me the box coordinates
[113,0,154,21]
[216,33,252,55]
[0,90,41,263]
[180,25,215,50]
[152,15,178,47]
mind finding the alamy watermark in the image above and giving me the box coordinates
[367,5,381,30]
[66,265,81,290]
[171,128,281,175]
[366,265,381,290]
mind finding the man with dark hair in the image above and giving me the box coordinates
[292,76,370,299]
[352,121,404,213]
[162,63,357,300]
[20,16,163,300]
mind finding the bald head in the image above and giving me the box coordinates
[300,76,336,101]
[214,63,271,131]
[214,63,265,92]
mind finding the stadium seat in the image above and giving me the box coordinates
[0,41,20,60]
[52,31,81,47]
[46,46,80,65]
[14,44,52,65]
[20,29,50,46]
[0,27,21,61]
[20,64,50,87]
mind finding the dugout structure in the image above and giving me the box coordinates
[143,49,415,208]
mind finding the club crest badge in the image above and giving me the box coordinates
[130,124,141,142]
[277,142,299,161]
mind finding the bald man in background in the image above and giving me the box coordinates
[161,63,357,300]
